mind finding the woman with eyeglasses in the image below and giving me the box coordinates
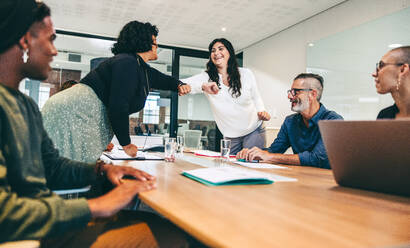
[42,21,191,161]
[182,38,270,155]
[373,46,410,119]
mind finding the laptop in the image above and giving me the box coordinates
[319,120,410,197]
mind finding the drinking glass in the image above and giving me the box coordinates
[176,136,184,157]
[164,137,176,162]
[220,139,231,162]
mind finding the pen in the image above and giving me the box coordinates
[237,159,259,163]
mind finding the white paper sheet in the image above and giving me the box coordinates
[233,161,288,169]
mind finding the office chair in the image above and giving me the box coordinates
[183,130,202,149]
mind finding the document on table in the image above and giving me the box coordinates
[233,161,288,169]
[192,150,235,158]
[182,166,296,186]
[103,150,163,160]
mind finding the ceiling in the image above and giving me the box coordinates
[44,0,346,51]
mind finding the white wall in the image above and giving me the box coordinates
[243,0,410,127]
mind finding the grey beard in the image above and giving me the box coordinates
[291,98,309,113]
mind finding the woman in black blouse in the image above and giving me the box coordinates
[42,21,191,161]
[373,46,410,119]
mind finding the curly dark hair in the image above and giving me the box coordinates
[206,38,241,98]
[111,21,158,55]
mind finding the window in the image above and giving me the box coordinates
[143,92,160,124]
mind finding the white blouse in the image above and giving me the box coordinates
[182,68,265,138]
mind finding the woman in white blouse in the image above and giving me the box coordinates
[182,38,270,154]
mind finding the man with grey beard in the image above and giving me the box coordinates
[236,73,343,169]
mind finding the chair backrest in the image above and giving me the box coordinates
[264,127,280,147]
[206,128,216,151]
[183,130,202,149]
[177,123,189,137]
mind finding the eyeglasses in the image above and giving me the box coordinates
[287,88,312,96]
[376,61,404,72]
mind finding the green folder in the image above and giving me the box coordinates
[181,167,274,186]
[182,172,273,186]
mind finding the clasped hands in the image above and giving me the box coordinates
[236,147,272,162]
[89,162,156,217]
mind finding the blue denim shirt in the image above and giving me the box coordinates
[267,104,343,169]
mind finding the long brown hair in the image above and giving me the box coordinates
[206,38,241,98]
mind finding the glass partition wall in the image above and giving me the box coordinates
[307,7,410,120]
[178,56,216,150]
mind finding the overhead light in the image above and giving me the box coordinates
[221,27,226,32]
[308,43,314,47]
[56,64,59,67]
[388,43,402,48]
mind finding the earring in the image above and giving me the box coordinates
[23,49,29,63]
[396,78,401,91]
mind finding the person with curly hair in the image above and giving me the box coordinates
[182,38,270,154]
[42,21,191,161]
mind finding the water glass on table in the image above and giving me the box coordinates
[164,137,176,162]
[176,136,184,157]
[220,139,231,162]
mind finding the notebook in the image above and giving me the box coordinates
[182,167,296,186]
[319,120,410,196]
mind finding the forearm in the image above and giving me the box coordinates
[180,73,208,94]
[0,191,91,241]
[266,153,301,165]
[148,67,179,91]
[108,112,131,146]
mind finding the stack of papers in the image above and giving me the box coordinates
[182,167,296,186]
[233,161,288,169]
[103,150,163,160]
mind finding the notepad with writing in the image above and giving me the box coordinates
[182,167,277,186]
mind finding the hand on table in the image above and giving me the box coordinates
[102,163,156,186]
[123,143,138,157]
[236,147,272,162]
[88,179,156,218]
[105,142,114,152]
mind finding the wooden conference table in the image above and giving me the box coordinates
[115,154,410,248]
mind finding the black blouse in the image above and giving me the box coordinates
[81,53,182,146]
[377,104,398,119]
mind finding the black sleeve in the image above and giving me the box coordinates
[107,56,140,146]
[147,66,182,91]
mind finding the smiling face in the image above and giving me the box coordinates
[372,50,402,94]
[210,42,230,68]
[23,16,57,81]
[288,78,311,113]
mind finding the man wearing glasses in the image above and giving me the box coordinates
[236,73,343,169]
